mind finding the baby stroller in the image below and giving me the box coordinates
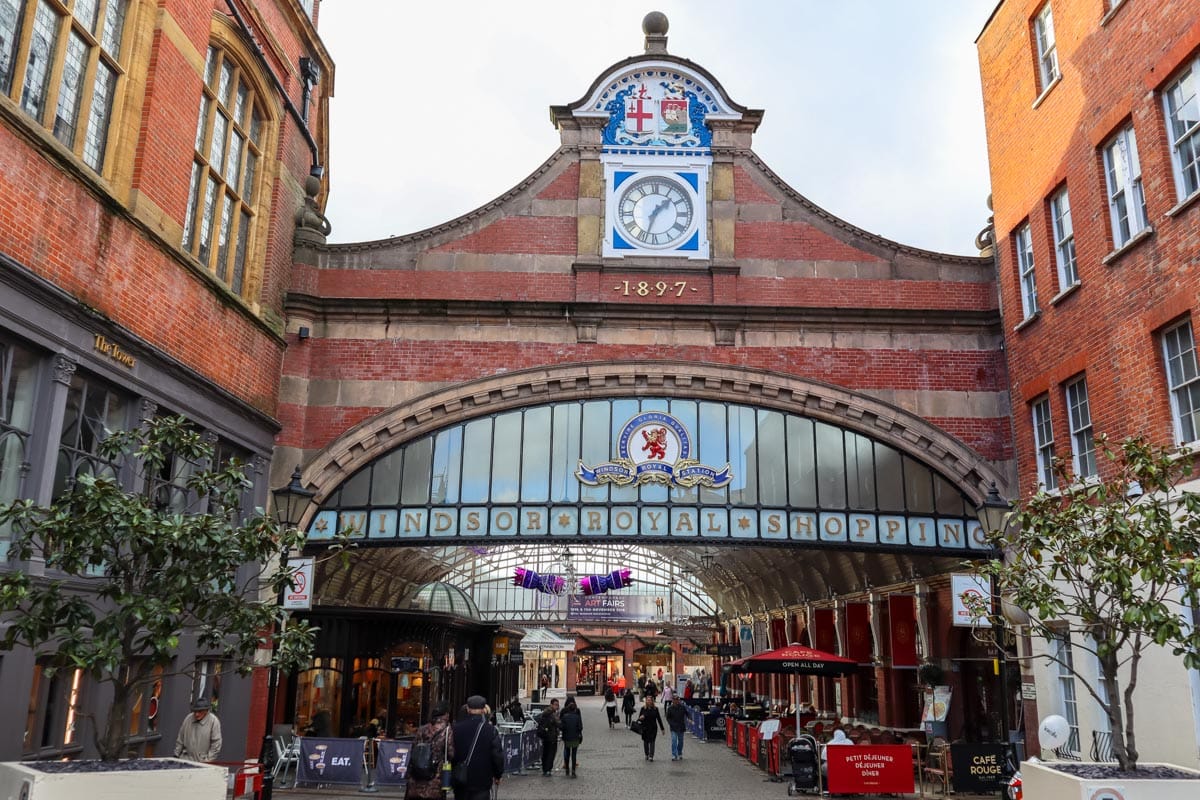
[785,733,820,796]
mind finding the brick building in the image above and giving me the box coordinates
[0,0,331,762]
[274,14,1016,744]
[978,0,1200,765]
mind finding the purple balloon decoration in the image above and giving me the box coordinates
[579,568,634,595]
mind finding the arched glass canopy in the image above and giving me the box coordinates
[307,398,989,619]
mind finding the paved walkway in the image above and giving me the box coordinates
[269,695,986,800]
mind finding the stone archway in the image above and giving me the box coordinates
[297,360,1007,530]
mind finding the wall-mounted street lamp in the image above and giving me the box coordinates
[259,467,315,800]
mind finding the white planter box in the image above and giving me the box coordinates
[1022,758,1200,800]
[0,759,226,800]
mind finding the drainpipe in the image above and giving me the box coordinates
[223,0,323,178]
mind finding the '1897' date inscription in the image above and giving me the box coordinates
[612,280,698,298]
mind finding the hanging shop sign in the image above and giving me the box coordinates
[951,573,992,627]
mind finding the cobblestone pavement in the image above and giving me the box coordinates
[268,695,982,800]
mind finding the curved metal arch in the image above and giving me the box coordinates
[297,360,1008,533]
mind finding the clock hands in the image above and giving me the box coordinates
[646,198,671,231]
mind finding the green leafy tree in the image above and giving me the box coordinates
[0,416,323,761]
[972,435,1200,771]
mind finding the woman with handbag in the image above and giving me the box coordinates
[635,696,665,762]
[405,703,454,799]
[603,687,618,729]
[450,695,503,800]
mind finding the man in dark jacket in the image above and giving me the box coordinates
[665,695,688,761]
[451,695,503,800]
[536,698,560,777]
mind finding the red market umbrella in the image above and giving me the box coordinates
[726,644,857,678]
[723,645,858,733]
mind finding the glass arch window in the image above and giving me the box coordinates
[319,398,972,520]
[182,43,266,300]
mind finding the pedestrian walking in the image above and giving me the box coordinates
[603,686,618,729]
[405,702,454,800]
[665,695,687,761]
[622,688,637,727]
[450,695,503,800]
[559,698,583,778]
[174,697,222,762]
[636,696,665,762]
[536,697,561,776]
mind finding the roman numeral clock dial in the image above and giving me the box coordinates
[617,176,694,248]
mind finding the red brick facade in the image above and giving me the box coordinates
[979,0,1200,495]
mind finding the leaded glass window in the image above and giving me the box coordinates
[3,0,128,172]
[182,44,266,300]
[53,369,131,498]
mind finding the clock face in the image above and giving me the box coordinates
[617,176,695,248]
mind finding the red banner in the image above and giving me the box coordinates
[889,595,918,667]
[812,608,837,654]
[845,602,872,663]
[825,744,915,794]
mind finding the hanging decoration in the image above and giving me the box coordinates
[512,567,634,596]
[579,569,634,595]
[512,567,566,595]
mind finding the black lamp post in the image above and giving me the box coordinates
[976,481,1018,769]
[260,466,315,800]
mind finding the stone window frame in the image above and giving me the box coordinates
[180,23,278,307]
[0,0,132,174]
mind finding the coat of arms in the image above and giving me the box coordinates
[576,411,732,488]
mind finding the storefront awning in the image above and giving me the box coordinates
[577,636,624,656]
[519,627,576,652]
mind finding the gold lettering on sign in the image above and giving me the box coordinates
[767,514,783,534]
[494,511,514,531]
[525,511,543,530]
[434,512,453,532]
[883,519,903,541]
[644,511,663,531]
[92,334,137,368]
[586,511,603,531]
[941,522,963,546]
[675,513,694,533]
[466,511,481,531]
[403,511,424,533]
[612,280,699,298]
[614,511,634,531]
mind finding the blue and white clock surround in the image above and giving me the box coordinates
[603,156,710,259]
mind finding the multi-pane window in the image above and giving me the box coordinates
[1050,188,1078,290]
[1034,3,1059,91]
[182,45,266,299]
[0,338,39,557]
[52,370,131,498]
[1032,396,1056,490]
[1103,126,1149,248]
[1015,223,1038,319]
[1163,320,1200,444]
[0,0,129,172]
[1164,63,1200,201]
[1065,377,1096,479]
[1051,631,1081,757]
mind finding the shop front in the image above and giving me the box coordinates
[575,639,625,696]
[519,628,575,702]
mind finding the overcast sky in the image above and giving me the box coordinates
[318,2,995,256]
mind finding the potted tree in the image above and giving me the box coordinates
[0,417,337,799]
[971,435,1200,798]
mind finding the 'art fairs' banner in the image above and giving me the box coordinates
[568,594,661,622]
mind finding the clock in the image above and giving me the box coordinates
[616,175,695,248]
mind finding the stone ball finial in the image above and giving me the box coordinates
[643,11,668,36]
